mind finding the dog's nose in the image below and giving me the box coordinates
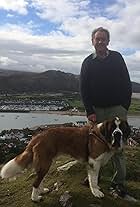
[113,130,122,137]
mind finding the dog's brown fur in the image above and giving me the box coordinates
[1,118,131,201]
[16,125,97,187]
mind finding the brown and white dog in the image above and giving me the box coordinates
[0,117,130,202]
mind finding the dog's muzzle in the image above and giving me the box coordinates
[111,128,123,149]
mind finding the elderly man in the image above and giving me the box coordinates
[80,27,136,201]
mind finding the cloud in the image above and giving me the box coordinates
[0,0,28,15]
[31,0,90,23]
[0,56,18,66]
[7,13,14,18]
[106,0,140,49]
[0,0,140,83]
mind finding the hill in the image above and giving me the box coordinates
[0,69,139,94]
[0,147,140,207]
[132,82,140,93]
[0,69,79,94]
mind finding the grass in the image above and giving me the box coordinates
[129,98,140,115]
[0,147,140,207]
[66,96,140,114]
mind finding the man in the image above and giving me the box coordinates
[80,27,136,201]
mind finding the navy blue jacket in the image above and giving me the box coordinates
[80,50,132,116]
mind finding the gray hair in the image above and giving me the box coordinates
[91,27,110,40]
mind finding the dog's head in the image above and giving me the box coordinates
[99,117,131,149]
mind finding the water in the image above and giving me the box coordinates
[0,112,139,131]
[0,112,87,131]
[127,116,140,127]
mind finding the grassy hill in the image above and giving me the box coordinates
[0,147,140,207]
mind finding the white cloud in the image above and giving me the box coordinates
[0,0,28,15]
[31,0,90,23]
[0,56,18,66]
[0,0,140,83]
[7,13,14,18]
[126,51,140,72]
[0,24,34,43]
[106,0,140,49]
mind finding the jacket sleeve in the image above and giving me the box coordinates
[80,60,95,116]
[119,54,132,110]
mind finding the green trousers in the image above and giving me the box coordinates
[94,105,127,185]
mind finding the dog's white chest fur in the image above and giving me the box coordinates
[89,151,114,167]
[87,152,114,198]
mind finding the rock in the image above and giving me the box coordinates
[89,204,101,207]
[53,181,64,191]
[59,191,73,207]
[57,160,78,172]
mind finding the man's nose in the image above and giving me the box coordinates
[99,40,103,43]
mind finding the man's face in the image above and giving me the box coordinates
[92,31,109,53]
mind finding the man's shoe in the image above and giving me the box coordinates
[123,194,138,202]
[110,183,127,198]
[109,184,137,202]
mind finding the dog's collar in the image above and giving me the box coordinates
[88,125,112,150]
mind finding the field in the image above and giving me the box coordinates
[0,147,140,207]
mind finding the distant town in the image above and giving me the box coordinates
[0,98,69,112]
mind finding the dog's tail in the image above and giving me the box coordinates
[1,149,33,179]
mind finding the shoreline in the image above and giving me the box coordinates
[0,110,84,115]
[31,110,140,117]
[0,110,140,117]
[34,110,86,116]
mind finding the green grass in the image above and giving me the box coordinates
[129,99,140,115]
[65,96,140,114]
[0,147,140,207]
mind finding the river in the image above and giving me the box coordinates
[0,112,139,131]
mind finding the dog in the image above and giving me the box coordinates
[0,117,130,202]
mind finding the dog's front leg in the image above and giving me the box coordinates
[38,179,50,195]
[87,158,104,198]
[31,181,49,201]
[31,187,43,202]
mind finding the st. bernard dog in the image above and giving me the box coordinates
[0,117,130,202]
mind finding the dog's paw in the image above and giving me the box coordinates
[31,187,44,202]
[91,188,104,198]
[31,195,43,202]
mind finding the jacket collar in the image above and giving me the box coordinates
[92,50,110,60]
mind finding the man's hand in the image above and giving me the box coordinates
[87,113,96,123]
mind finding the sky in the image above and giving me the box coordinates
[0,0,140,83]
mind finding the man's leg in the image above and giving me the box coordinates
[95,106,127,190]
[99,106,137,201]
[111,150,126,185]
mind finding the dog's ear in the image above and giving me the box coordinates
[100,120,111,139]
[120,120,131,140]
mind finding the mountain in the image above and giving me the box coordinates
[0,69,79,93]
[0,69,139,94]
[132,82,140,93]
[0,68,35,77]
